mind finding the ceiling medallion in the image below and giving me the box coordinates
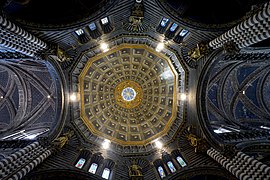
[115,80,143,109]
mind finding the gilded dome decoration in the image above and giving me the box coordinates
[115,80,143,109]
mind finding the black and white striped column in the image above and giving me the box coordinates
[0,16,48,57]
[0,141,52,180]
[207,148,270,180]
[9,149,52,180]
[209,2,270,49]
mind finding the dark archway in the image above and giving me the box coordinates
[157,0,268,29]
[2,0,117,29]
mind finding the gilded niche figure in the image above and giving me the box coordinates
[46,44,71,62]
[187,134,209,153]
[52,130,74,150]
[187,134,198,147]
[127,0,145,32]
[188,42,210,60]
[129,164,143,177]
[186,126,209,153]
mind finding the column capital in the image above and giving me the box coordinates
[223,41,240,55]
[220,144,238,159]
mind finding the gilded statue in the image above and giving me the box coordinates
[187,133,209,153]
[127,0,144,32]
[188,47,201,60]
[187,134,198,147]
[129,164,143,176]
[188,42,210,60]
[52,130,74,150]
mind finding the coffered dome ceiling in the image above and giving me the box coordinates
[79,45,178,145]
[72,36,187,153]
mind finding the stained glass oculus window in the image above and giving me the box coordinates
[167,161,176,173]
[122,87,136,101]
[75,158,86,169]
[89,163,98,174]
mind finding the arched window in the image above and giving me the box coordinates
[100,17,113,34]
[102,168,110,179]
[101,17,109,25]
[167,161,176,173]
[89,22,97,31]
[176,156,187,167]
[169,23,178,32]
[160,17,169,27]
[157,166,166,178]
[75,158,86,169]
[89,163,98,174]
[75,29,85,36]
[179,29,189,37]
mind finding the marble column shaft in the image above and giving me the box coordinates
[207,148,270,180]
[209,2,270,49]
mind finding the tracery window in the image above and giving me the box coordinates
[75,158,86,169]
[167,161,176,173]
[176,156,187,167]
[102,168,110,179]
[89,163,98,174]
[157,166,166,178]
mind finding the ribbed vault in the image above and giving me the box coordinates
[0,59,64,139]
[206,57,270,128]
